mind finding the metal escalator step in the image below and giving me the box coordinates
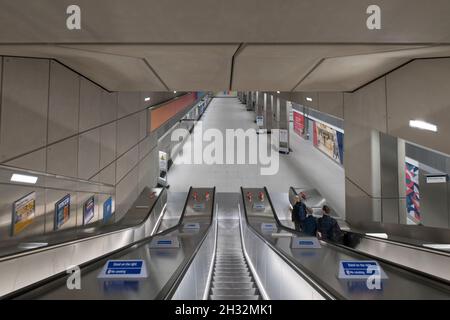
[211,288,258,296]
[213,276,252,282]
[210,295,260,300]
[214,271,250,277]
[212,282,255,289]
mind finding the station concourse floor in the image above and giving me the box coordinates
[166,97,345,218]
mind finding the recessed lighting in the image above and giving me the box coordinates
[144,97,151,101]
[423,244,450,251]
[306,97,313,102]
[409,120,437,132]
[366,233,388,239]
[173,91,177,94]
[11,173,38,184]
[277,91,280,94]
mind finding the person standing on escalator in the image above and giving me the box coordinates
[291,194,312,232]
[317,205,343,242]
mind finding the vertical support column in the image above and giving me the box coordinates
[278,98,290,154]
[264,92,273,133]
[246,91,251,110]
[255,91,264,125]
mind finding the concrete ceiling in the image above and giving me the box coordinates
[2,44,450,92]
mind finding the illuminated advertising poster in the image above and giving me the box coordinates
[83,196,95,225]
[314,122,343,165]
[293,110,305,136]
[405,157,421,224]
[159,151,168,171]
[54,194,71,230]
[103,197,113,222]
[11,192,36,236]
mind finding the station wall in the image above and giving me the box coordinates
[0,56,176,240]
[343,57,450,241]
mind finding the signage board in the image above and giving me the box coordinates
[54,194,70,230]
[83,196,95,225]
[98,260,147,279]
[338,260,388,280]
[159,151,168,172]
[291,237,321,249]
[11,192,36,236]
[103,197,113,222]
[256,115,264,127]
[426,174,448,184]
[261,223,277,232]
[252,202,265,211]
[192,202,205,211]
[183,222,200,230]
[149,236,180,248]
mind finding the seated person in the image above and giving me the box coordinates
[317,205,342,242]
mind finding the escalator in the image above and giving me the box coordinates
[209,219,261,300]
[4,187,215,300]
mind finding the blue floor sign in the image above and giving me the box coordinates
[98,260,148,279]
[338,260,388,279]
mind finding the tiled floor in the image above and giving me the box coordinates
[166,97,345,217]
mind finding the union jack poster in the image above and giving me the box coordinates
[405,157,421,224]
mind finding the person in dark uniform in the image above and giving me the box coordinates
[317,205,342,242]
[302,211,318,236]
[291,195,312,231]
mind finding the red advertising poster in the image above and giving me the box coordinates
[293,110,304,136]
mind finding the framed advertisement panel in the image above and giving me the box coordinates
[314,122,344,165]
[103,196,113,223]
[293,109,305,136]
[54,194,71,230]
[83,196,95,225]
[11,192,36,236]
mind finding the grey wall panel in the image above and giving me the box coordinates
[100,91,117,124]
[46,136,78,177]
[116,113,140,156]
[139,109,148,141]
[78,128,100,180]
[382,199,400,224]
[0,57,49,161]
[344,110,381,196]
[115,166,138,220]
[138,134,157,161]
[138,149,158,194]
[317,92,344,119]
[48,61,80,144]
[116,145,139,183]
[79,78,102,132]
[0,186,46,241]
[44,190,77,233]
[117,92,140,118]
[92,161,116,185]
[99,122,116,169]
[5,148,46,172]
[387,58,450,156]
[344,77,387,133]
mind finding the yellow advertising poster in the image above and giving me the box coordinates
[12,192,36,236]
[315,122,339,162]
